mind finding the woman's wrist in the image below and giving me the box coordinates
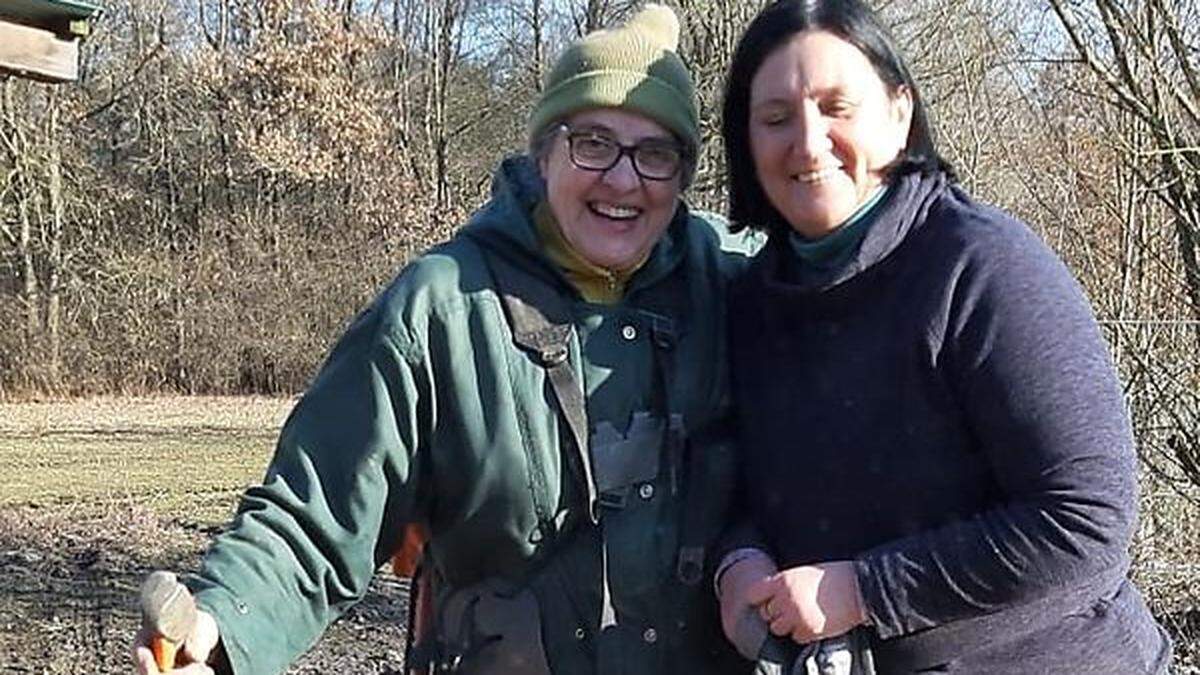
[714,547,774,597]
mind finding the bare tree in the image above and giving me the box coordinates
[1048,0,1200,326]
[0,80,40,347]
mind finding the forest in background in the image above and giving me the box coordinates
[0,0,1197,664]
[7,0,1196,497]
[0,0,1195,395]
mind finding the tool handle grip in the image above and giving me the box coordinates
[140,571,196,672]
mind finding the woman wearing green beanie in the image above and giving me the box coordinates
[133,5,756,675]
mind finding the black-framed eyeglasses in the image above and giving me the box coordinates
[560,126,686,181]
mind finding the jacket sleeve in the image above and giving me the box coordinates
[189,298,431,675]
[855,220,1138,639]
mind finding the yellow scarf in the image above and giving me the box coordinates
[534,201,648,305]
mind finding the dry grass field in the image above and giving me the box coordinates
[0,397,291,525]
[0,396,1196,673]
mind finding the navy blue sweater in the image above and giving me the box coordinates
[728,172,1171,673]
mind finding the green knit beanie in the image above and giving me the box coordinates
[528,4,700,158]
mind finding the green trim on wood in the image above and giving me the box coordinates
[0,0,101,25]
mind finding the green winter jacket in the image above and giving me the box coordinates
[190,156,759,675]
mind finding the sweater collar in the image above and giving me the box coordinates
[760,171,948,294]
[787,184,890,267]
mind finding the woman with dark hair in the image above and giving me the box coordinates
[714,0,1173,673]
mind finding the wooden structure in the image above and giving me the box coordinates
[0,0,101,83]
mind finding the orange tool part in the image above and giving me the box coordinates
[391,522,429,577]
[150,638,180,671]
[392,523,434,675]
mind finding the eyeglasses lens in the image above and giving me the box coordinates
[566,132,681,181]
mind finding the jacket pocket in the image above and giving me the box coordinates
[439,579,554,675]
[590,412,664,498]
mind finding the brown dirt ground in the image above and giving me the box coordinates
[0,503,411,674]
[0,397,409,674]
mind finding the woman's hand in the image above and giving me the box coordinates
[133,608,221,675]
[716,549,778,659]
[746,560,869,644]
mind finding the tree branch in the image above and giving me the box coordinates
[1148,0,1200,118]
[1095,0,1152,116]
[72,42,164,126]
[1047,0,1159,129]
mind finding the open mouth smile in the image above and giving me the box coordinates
[589,201,642,220]
[792,167,841,184]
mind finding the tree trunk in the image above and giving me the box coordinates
[1172,213,1200,321]
[429,0,462,219]
[1,82,40,342]
[531,0,543,92]
[19,180,38,340]
[1164,151,1200,327]
[46,93,64,388]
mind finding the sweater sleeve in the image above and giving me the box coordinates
[855,219,1138,640]
[189,299,431,675]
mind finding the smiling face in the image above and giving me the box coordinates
[540,108,683,271]
[749,30,913,239]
